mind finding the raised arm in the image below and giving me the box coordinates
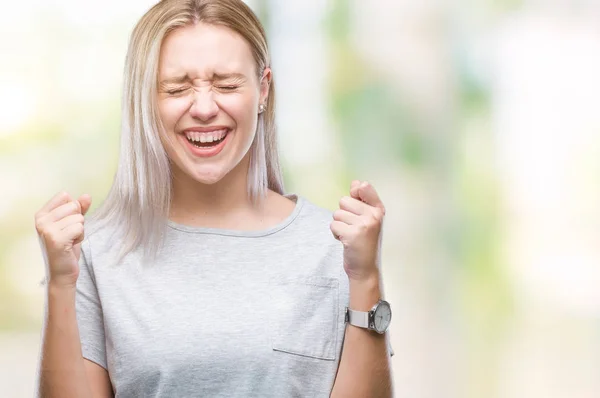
[35,192,112,397]
[330,181,393,397]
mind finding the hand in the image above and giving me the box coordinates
[35,191,92,288]
[330,180,386,282]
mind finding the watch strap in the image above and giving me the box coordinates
[345,307,370,329]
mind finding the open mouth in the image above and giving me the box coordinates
[184,129,229,148]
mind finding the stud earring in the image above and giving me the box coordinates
[258,104,266,114]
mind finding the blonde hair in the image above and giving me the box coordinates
[89,0,284,265]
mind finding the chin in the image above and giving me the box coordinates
[188,167,227,185]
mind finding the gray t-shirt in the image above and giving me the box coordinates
[76,194,352,397]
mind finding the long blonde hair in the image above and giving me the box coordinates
[89,0,284,265]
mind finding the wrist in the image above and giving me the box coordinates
[47,280,77,296]
[348,271,380,290]
[348,273,381,311]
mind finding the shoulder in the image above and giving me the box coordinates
[294,194,336,231]
[286,193,343,261]
[267,191,336,243]
[79,216,124,263]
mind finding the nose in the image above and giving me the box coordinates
[189,90,218,121]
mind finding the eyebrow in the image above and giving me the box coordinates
[159,75,189,85]
[213,73,246,81]
[159,72,247,86]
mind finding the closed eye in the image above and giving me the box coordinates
[216,85,239,91]
[166,88,189,95]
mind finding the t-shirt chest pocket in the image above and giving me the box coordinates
[269,276,340,360]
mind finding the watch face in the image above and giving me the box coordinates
[373,301,391,333]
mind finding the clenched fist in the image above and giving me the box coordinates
[330,180,386,282]
[35,191,92,288]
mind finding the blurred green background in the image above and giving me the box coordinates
[2,0,600,396]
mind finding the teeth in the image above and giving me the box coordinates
[185,129,227,143]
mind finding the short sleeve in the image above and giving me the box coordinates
[75,239,107,369]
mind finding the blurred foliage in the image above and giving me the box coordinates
[326,0,426,173]
[326,1,513,396]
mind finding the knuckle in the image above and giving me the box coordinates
[370,215,381,227]
[375,208,385,221]
[358,216,372,228]
[359,221,369,232]
[55,192,70,204]
[45,231,60,246]
[34,219,44,234]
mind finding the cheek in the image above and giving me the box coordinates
[217,94,258,129]
[158,98,191,128]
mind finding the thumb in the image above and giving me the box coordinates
[77,194,92,216]
[350,180,362,199]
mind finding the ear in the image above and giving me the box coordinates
[259,67,272,105]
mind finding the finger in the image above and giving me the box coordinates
[62,222,85,244]
[330,220,351,241]
[73,220,87,245]
[77,194,92,216]
[356,182,385,210]
[333,209,362,225]
[54,213,85,231]
[47,201,82,223]
[36,201,80,235]
[73,233,86,246]
[350,181,362,200]
[36,201,80,233]
[36,191,72,218]
[339,196,368,215]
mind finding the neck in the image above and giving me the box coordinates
[169,154,259,226]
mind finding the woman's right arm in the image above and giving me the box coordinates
[35,192,113,398]
[39,284,112,397]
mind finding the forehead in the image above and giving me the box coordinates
[158,22,256,79]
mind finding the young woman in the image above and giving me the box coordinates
[35,1,392,396]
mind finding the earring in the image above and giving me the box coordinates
[258,104,266,114]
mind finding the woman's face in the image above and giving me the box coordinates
[157,22,269,186]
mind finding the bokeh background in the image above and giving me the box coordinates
[2,0,600,396]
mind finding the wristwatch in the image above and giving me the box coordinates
[345,299,392,334]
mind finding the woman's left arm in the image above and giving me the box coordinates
[329,181,393,398]
[331,275,392,398]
